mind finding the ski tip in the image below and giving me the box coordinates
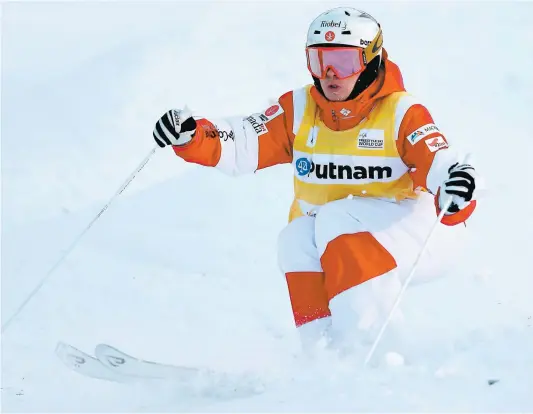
[55,341,70,357]
[487,379,499,386]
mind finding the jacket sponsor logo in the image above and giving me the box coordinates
[203,124,235,141]
[260,104,284,122]
[340,108,351,117]
[407,123,440,145]
[264,105,280,117]
[408,130,424,143]
[423,124,439,133]
[202,124,235,141]
[245,115,268,136]
[425,136,448,152]
[357,129,384,149]
[295,158,392,180]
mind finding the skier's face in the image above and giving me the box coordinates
[320,69,360,102]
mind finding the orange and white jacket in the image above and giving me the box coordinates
[172,50,475,226]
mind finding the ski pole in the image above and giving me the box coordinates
[1,146,158,334]
[364,153,471,366]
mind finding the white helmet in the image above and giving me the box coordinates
[306,7,383,61]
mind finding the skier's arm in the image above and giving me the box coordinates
[161,92,296,176]
[396,104,477,225]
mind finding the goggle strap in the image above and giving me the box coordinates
[362,25,383,65]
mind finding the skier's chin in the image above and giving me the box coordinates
[324,89,350,101]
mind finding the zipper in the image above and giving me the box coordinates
[331,109,340,129]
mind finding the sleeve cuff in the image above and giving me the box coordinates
[434,188,477,226]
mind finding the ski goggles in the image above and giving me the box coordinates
[306,28,383,80]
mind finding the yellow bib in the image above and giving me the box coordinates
[289,87,417,222]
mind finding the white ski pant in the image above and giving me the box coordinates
[277,192,469,350]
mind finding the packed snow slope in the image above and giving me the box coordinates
[2,1,532,412]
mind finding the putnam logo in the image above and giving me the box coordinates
[295,158,392,180]
[295,158,312,176]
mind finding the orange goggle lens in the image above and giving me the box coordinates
[306,47,365,80]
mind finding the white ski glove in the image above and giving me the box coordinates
[439,162,477,214]
[152,108,197,148]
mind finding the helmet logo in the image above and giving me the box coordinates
[372,31,383,54]
[325,31,335,42]
[320,20,347,30]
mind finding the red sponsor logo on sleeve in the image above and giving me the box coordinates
[425,136,448,152]
[264,105,280,117]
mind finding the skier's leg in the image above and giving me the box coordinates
[314,192,468,350]
[277,215,331,349]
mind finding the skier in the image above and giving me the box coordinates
[151,7,478,351]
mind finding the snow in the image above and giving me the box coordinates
[2,1,532,411]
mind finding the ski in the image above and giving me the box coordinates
[94,343,266,396]
[55,342,135,383]
[94,343,211,382]
[56,342,266,397]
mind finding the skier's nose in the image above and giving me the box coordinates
[325,69,337,80]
